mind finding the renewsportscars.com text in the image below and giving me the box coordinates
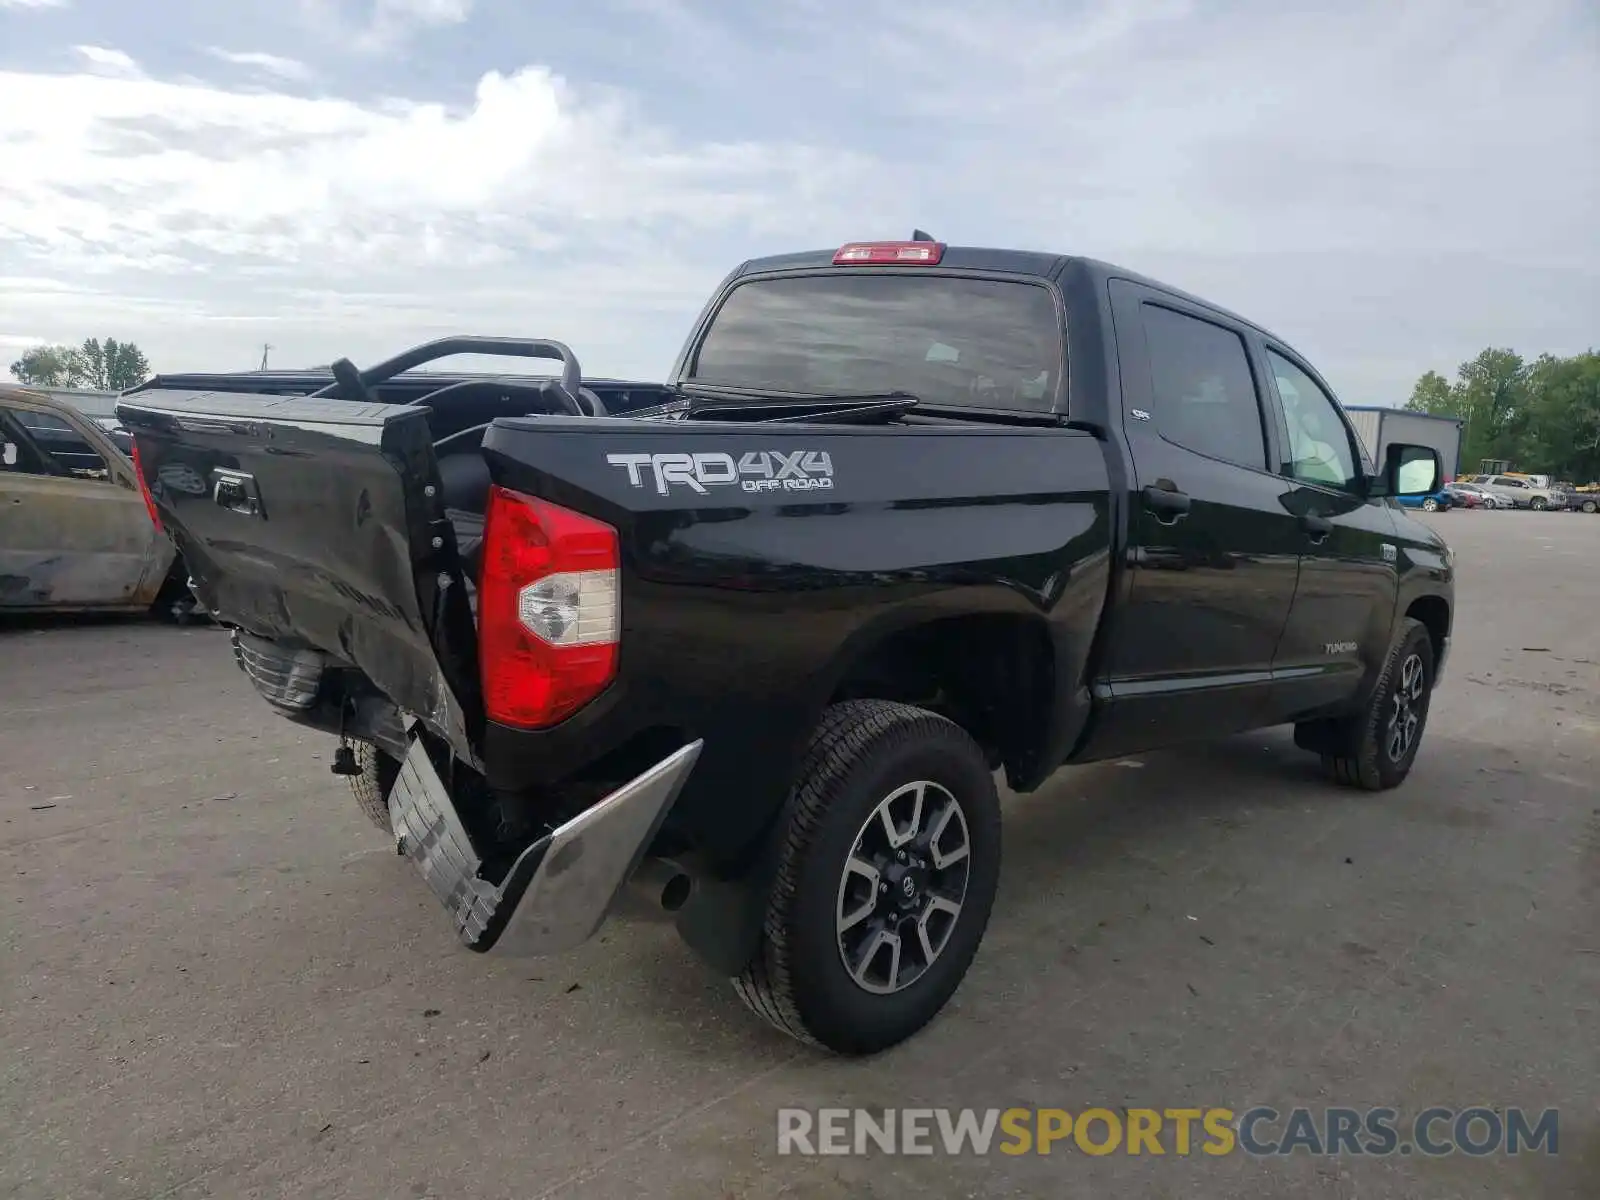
[776,1106,1560,1158]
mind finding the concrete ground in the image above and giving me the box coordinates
[2,510,1596,1199]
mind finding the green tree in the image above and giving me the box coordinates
[1522,352,1600,482]
[73,337,152,391]
[1406,348,1600,483]
[1455,348,1528,455]
[7,338,152,391]
[8,344,80,387]
[1405,370,1456,417]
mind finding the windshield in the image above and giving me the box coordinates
[689,273,1062,413]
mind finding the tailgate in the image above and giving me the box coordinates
[116,391,482,761]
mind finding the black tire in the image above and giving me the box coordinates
[1421,498,1438,512]
[1318,618,1435,791]
[731,700,1002,1055]
[348,741,399,831]
[1582,498,1598,514]
[1531,496,1548,511]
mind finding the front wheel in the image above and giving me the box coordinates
[1318,618,1435,790]
[731,700,1002,1055]
[1531,496,1548,511]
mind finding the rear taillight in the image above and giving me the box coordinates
[478,485,620,729]
[128,441,163,532]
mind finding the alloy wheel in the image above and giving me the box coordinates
[836,781,971,995]
[1385,653,1427,763]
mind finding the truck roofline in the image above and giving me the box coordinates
[725,246,1302,368]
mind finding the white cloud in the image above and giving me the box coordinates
[0,0,71,9]
[71,45,142,78]
[0,50,868,376]
[205,48,312,82]
[296,0,475,54]
[0,61,861,272]
[360,0,472,51]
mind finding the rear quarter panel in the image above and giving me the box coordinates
[482,417,1113,866]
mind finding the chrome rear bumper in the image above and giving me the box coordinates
[388,735,703,956]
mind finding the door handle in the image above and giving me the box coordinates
[1141,483,1191,524]
[1299,513,1333,543]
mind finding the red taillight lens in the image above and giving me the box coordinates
[833,241,945,265]
[128,440,163,532]
[478,485,620,729]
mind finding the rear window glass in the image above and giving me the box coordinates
[690,274,1062,412]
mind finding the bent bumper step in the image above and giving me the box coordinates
[388,736,703,956]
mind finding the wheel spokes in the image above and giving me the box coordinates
[850,927,903,991]
[877,782,926,850]
[836,780,974,995]
[927,800,970,870]
[916,895,962,964]
[837,855,880,934]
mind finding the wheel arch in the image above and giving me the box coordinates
[1404,593,1450,677]
[673,608,1062,979]
[821,609,1058,790]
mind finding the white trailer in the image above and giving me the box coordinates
[1343,406,1464,482]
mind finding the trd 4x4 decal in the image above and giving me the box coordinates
[606,450,835,496]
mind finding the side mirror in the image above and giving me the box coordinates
[1367,443,1441,498]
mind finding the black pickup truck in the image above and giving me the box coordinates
[117,238,1455,1054]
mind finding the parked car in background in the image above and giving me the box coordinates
[1478,474,1568,510]
[0,386,194,616]
[1550,482,1598,513]
[1443,482,1500,509]
[27,388,133,454]
[1398,487,1453,512]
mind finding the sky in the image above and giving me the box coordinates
[0,0,1596,404]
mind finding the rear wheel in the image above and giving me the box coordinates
[1421,497,1439,512]
[1582,498,1598,514]
[732,700,1001,1055]
[1312,618,1435,791]
[348,740,399,830]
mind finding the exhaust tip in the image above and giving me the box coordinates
[659,871,692,913]
[628,857,694,914]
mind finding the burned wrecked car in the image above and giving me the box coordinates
[0,385,194,616]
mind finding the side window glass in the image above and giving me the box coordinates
[0,409,57,476]
[1267,350,1359,490]
[11,410,108,480]
[1140,303,1267,470]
